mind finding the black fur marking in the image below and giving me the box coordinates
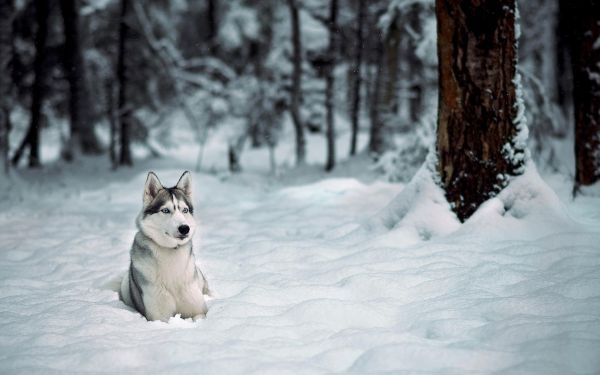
[167,187,194,214]
[143,189,168,217]
[129,263,147,318]
[142,186,193,217]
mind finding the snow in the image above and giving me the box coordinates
[1,134,600,373]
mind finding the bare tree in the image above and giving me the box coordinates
[0,0,13,174]
[436,0,526,221]
[349,0,365,156]
[324,0,338,171]
[287,0,306,165]
[59,0,101,160]
[12,0,49,168]
[117,0,133,166]
[570,0,600,190]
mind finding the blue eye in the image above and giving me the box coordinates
[161,208,170,214]
[182,208,189,213]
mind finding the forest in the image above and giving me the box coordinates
[0,0,599,374]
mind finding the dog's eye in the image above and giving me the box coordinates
[161,208,170,214]
[182,208,189,214]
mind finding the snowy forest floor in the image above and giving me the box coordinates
[1,130,600,374]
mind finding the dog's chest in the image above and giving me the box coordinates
[153,249,196,289]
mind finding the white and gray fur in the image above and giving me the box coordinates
[120,171,210,321]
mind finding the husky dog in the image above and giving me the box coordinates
[120,171,210,321]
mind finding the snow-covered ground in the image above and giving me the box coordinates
[1,129,600,373]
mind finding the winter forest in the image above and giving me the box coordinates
[1,0,600,373]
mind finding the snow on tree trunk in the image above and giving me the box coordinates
[571,1,600,189]
[324,0,338,172]
[117,0,133,166]
[435,0,527,221]
[0,0,13,174]
[349,0,365,157]
[59,0,101,159]
[287,0,306,166]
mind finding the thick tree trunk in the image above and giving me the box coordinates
[324,0,338,172]
[0,0,13,174]
[287,0,306,165]
[436,0,526,221]
[59,0,100,159]
[117,0,133,166]
[571,1,600,189]
[349,0,365,156]
[369,17,400,155]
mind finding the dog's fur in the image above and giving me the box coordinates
[120,171,209,321]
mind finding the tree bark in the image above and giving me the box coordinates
[59,0,100,159]
[324,0,338,172]
[117,0,133,166]
[436,0,526,221]
[571,1,600,189]
[369,17,400,155]
[0,0,13,174]
[349,0,365,156]
[287,0,306,166]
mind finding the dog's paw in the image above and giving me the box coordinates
[192,313,206,321]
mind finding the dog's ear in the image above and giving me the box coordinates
[176,171,192,198]
[143,172,163,206]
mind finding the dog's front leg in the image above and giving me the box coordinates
[142,288,176,322]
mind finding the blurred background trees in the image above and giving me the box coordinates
[0,0,597,194]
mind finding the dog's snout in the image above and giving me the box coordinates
[178,225,190,235]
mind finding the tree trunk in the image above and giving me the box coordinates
[117,0,133,166]
[369,17,400,155]
[408,4,424,124]
[60,0,100,160]
[349,0,365,156]
[556,0,573,115]
[0,0,13,174]
[324,0,338,172]
[369,37,384,155]
[571,1,600,189]
[106,80,117,169]
[436,0,527,221]
[16,0,49,168]
[207,0,218,55]
[287,0,306,165]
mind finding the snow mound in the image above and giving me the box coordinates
[361,162,460,245]
[458,162,578,241]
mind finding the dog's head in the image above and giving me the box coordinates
[137,171,196,248]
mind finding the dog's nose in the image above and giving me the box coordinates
[178,225,190,235]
